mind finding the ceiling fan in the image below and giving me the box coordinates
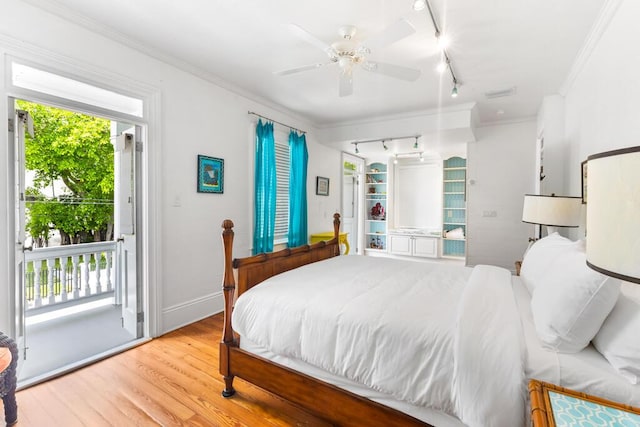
[275,19,422,97]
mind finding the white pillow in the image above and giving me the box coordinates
[520,233,576,295]
[593,284,640,384]
[530,239,621,353]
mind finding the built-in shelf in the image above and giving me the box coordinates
[442,157,466,259]
[365,162,387,252]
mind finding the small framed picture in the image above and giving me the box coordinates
[316,176,329,196]
[581,160,587,204]
[197,155,224,194]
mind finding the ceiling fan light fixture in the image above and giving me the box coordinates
[413,0,427,11]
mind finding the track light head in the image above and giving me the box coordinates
[413,137,419,149]
[451,85,458,98]
[413,0,427,11]
[382,140,388,150]
[355,143,359,154]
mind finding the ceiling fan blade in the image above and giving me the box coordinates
[363,61,421,81]
[289,23,334,55]
[274,63,328,76]
[339,72,353,97]
[360,19,416,51]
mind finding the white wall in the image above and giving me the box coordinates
[0,1,341,335]
[564,0,640,190]
[466,120,537,271]
[537,0,639,239]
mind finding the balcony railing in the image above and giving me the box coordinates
[24,241,116,313]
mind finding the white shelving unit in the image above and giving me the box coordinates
[442,157,467,258]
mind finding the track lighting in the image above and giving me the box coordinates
[416,0,461,102]
[350,135,422,154]
[412,0,426,11]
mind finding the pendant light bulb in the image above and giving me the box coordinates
[451,84,458,98]
[413,137,419,149]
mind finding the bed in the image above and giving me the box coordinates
[219,214,640,426]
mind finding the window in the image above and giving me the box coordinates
[274,130,290,243]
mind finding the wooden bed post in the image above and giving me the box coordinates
[220,219,236,397]
[333,212,340,251]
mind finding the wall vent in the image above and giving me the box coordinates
[484,86,517,99]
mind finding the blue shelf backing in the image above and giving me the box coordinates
[443,157,466,258]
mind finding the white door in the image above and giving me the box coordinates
[114,131,142,338]
[9,106,33,367]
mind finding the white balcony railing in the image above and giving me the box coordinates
[24,241,116,313]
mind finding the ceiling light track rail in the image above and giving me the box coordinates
[247,111,306,134]
[349,134,421,146]
[421,0,459,96]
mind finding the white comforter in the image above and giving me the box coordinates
[232,256,526,426]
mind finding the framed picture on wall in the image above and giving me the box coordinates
[581,160,587,204]
[197,155,224,194]
[316,176,329,196]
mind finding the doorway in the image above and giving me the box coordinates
[8,63,146,386]
[342,153,364,254]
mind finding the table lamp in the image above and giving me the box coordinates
[585,146,640,284]
[522,194,582,238]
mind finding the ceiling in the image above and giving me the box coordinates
[24,0,604,128]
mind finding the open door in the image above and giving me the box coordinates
[10,106,32,369]
[342,153,364,254]
[114,131,142,338]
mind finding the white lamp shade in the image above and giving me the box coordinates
[522,194,582,227]
[586,146,640,284]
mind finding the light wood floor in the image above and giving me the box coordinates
[8,313,332,426]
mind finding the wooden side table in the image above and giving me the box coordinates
[310,232,349,254]
[529,379,640,426]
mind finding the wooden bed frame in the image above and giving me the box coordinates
[220,213,431,426]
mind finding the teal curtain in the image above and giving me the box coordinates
[253,120,276,254]
[288,130,308,247]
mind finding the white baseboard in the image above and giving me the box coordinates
[160,291,224,335]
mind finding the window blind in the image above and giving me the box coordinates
[274,135,290,243]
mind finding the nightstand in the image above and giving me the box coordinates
[529,379,640,426]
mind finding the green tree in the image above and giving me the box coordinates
[18,100,114,246]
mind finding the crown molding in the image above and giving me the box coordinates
[559,0,624,96]
[19,0,316,132]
